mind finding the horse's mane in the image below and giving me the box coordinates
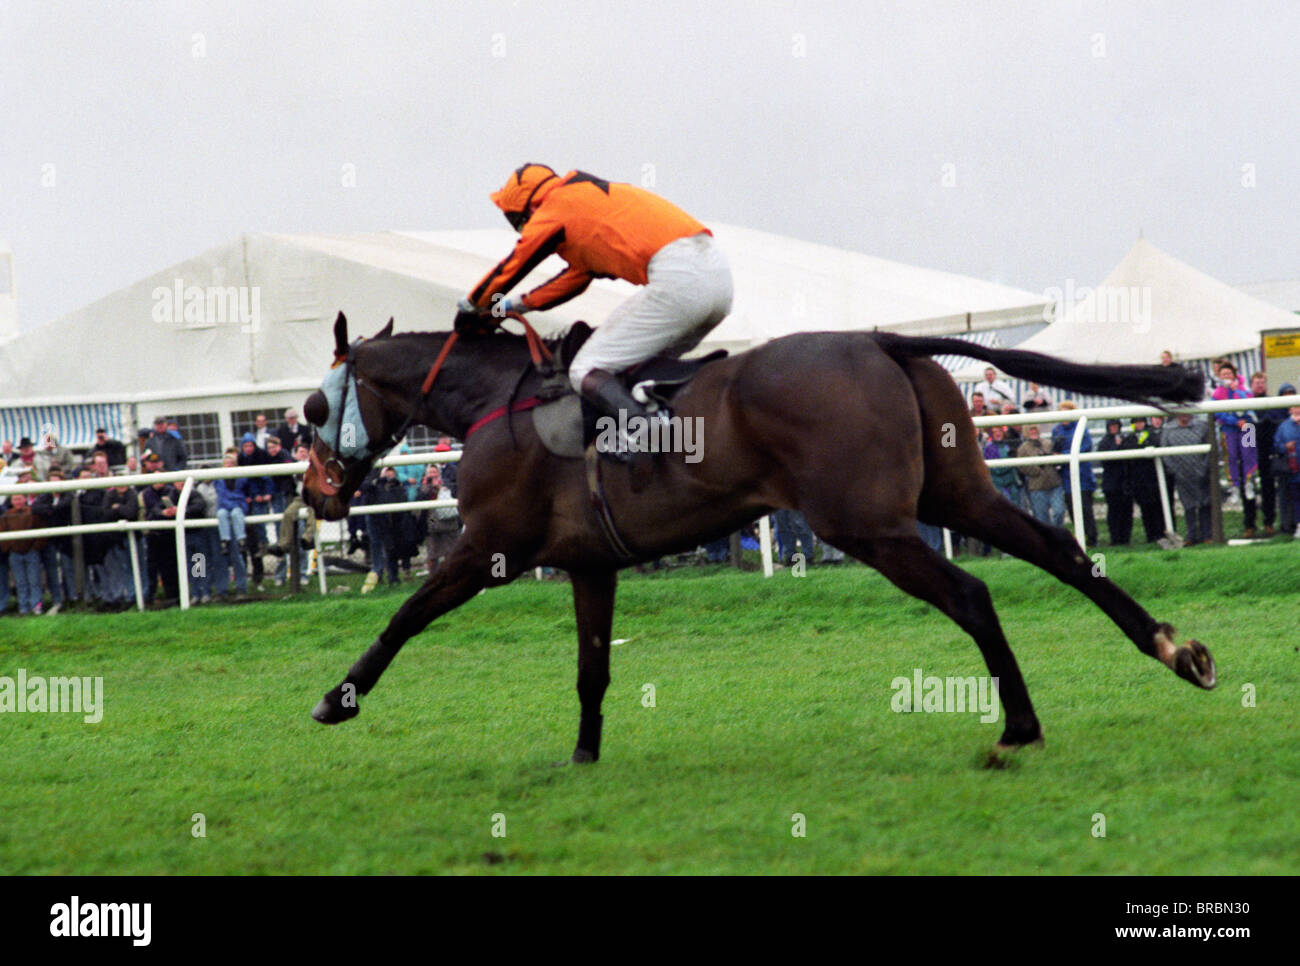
[385,326,572,354]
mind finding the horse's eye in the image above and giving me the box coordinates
[303,390,329,427]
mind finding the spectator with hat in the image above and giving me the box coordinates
[433,436,458,498]
[2,437,39,483]
[1125,416,1167,544]
[145,416,188,472]
[137,448,166,599]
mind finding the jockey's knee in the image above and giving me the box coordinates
[570,360,595,395]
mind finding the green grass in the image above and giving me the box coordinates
[2,543,1297,875]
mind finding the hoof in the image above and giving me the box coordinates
[311,689,360,725]
[996,716,1043,750]
[571,748,599,765]
[1173,640,1217,690]
[986,736,1043,769]
[993,736,1045,754]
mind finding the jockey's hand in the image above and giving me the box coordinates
[491,296,523,319]
[453,298,497,336]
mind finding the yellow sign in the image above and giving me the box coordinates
[1264,332,1300,357]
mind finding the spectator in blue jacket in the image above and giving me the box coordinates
[211,449,252,594]
[393,442,424,502]
[1273,404,1300,539]
[237,433,274,587]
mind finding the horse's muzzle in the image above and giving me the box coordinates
[305,449,353,520]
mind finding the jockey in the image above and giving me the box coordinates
[455,163,733,459]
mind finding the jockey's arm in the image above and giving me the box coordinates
[466,218,570,311]
[516,265,594,312]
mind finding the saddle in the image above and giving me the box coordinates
[532,322,728,460]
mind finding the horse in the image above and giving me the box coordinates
[301,312,1217,763]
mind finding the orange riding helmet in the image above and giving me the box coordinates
[490,163,559,230]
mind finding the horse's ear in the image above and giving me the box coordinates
[376,317,394,340]
[334,312,349,359]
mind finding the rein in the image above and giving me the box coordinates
[333,311,555,471]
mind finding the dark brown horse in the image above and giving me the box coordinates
[302,313,1216,762]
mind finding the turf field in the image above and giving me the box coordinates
[2,542,1297,875]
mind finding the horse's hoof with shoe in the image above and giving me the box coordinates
[1173,640,1217,689]
[1153,624,1217,690]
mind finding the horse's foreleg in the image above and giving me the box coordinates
[568,569,617,763]
[311,539,506,725]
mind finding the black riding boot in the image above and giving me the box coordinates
[580,369,663,490]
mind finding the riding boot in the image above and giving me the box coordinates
[580,369,663,492]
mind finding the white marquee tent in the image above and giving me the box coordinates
[0,225,1049,455]
[951,239,1297,406]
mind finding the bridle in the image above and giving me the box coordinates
[309,312,553,497]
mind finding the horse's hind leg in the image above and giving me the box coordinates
[934,491,1216,689]
[898,354,1216,690]
[814,524,1043,749]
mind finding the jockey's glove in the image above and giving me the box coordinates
[491,296,523,318]
[454,298,499,336]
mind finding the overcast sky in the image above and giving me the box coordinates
[2,0,1296,332]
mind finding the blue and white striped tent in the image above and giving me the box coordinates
[0,403,131,450]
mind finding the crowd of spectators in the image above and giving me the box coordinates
[3,360,1299,613]
[964,358,1300,549]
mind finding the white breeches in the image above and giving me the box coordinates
[569,232,733,390]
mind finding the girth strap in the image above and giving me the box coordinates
[585,443,636,561]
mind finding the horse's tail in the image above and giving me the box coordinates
[870,332,1204,405]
